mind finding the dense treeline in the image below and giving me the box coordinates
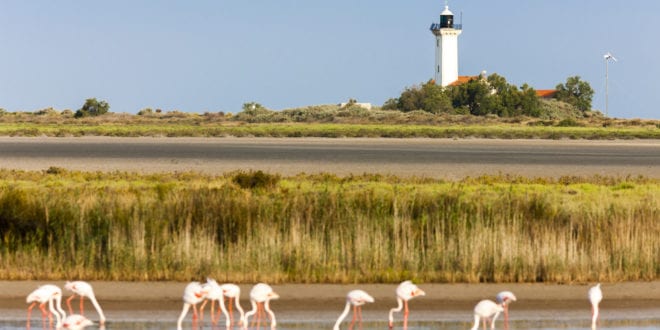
[382,74,594,118]
[0,170,657,283]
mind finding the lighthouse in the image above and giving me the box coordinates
[430,2,462,87]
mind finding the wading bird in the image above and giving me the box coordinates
[176,281,209,330]
[588,283,603,330]
[495,291,516,329]
[219,282,245,327]
[244,283,279,329]
[388,280,425,329]
[64,281,106,325]
[470,299,503,330]
[26,284,66,330]
[333,289,375,330]
[200,278,245,328]
[61,314,94,329]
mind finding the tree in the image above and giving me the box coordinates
[555,76,594,111]
[450,78,491,115]
[520,84,541,117]
[420,82,453,114]
[75,98,110,118]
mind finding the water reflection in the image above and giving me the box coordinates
[5,319,660,330]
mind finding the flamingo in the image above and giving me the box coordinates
[388,280,425,329]
[588,283,603,330]
[176,281,209,330]
[200,279,227,326]
[470,299,503,330]
[221,283,245,327]
[61,314,94,329]
[64,281,106,325]
[333,289,375,330]
[26,284,66,330]
[495,291,516,329]
[244,283,279,329]
[200,278,245,328]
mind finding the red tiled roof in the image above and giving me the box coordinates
[536,90,557,98]
[449,76,478,86]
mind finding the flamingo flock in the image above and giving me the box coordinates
[25,280,605,329]
[25,281,103,330]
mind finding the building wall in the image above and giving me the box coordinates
[435,29,462,87]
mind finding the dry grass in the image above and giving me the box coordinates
[0,170,657,283]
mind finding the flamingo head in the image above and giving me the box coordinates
[411,288,426,297]
[267,291,280,300]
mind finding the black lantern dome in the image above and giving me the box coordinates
[440,6,454,28]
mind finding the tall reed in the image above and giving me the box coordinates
[0,170,657,283]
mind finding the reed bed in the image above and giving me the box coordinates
[0,170,657,283]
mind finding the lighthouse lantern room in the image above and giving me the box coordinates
[430,2,462,87]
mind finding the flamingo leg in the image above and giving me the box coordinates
[39,303,50,330]
[66,295,76,315]
[404,300,409,329]
[228,297,234,326]
[482,317,487,330]
[192,304,199,329]
[26,302,38,330]
[79,295,85,315]
[504,306,509,329]
[212,299,218,325]
[358,306,363,329]
[349,305,357,330]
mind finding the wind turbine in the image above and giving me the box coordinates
[603,52,617,117]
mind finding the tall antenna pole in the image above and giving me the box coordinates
[605,57,609,117]
[603,52,617,117]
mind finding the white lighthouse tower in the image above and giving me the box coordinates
[430,2,462,87]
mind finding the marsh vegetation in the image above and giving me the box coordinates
[0,170,657,283]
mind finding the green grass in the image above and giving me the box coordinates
[0,170,657,283]
[0,122,658,139]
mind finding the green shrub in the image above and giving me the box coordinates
[232,170,280,190]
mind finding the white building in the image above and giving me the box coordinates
[430,4,462,87]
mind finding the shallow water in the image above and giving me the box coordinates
[5,319,660,330]
[6,312,660,330]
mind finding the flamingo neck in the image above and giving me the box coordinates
[470,314,480,330]
[333,302,352,330]
[264,300,276,328]
[389,297,404,324]
[88,295,106,323]
[177,303,191,330]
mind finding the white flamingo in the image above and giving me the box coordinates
[388,280,425,328]
[470,299,503,330]
[26,284,66,329]
[200,279,227,326]
[64,281,106,325]
[176,281,209,330]
[200,278,245,328]
[61,314,94,329]
[495,291,516,329]
[333,289,375,330]
[588,283,603,330]
[244,283,279,329]
[219,282,245,327]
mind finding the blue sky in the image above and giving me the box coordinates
[0,1,658,119]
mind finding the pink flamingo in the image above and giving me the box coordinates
[388,281,425,329]
[495,291,516,329]
[333,289,375,330]
[470,299,503,330]
[61,314,94,329]
[588,283,603,330]
[244,283,279,329]
[26,284,66,330]
[64,281,106,325]
[176,281,209,330]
